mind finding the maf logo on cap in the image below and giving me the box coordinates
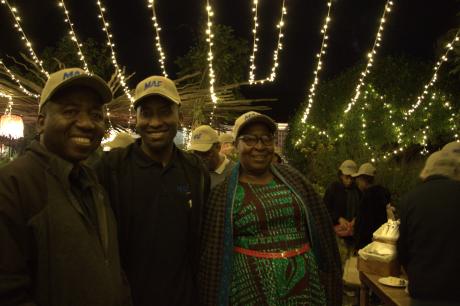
[134,75,181,108]
[63,70,82,80]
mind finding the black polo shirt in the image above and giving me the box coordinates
[119,142,195,306]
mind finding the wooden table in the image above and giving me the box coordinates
[359,271,411,306]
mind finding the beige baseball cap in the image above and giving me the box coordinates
[352,163,376,177]
[233,111,277,139]
[189,125,219,152]
[442,141,460,157]
[218,133,234,144]
[420,150,459,180]
[134,75,181,108]
[339,160,358,176]
[39,68,112,112]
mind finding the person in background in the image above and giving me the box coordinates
[189,125,236,188]
[323,159,361,262]
[352,163,391,250]
[199,111,342,306]
[219,132,237,160]
[95,76,210,306]
[441,141,460,180]
[397,150,460,306]
[0,68,130,305]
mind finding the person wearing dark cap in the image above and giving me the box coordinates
[0,68,130,305]
[95,75,210,306]
[199,111,342,306]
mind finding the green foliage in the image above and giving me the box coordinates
[175,24,250,85]
[41,36,114,80]
[287,56,460,202]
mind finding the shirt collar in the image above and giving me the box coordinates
[132,138,179,169]
[214,155,230,174]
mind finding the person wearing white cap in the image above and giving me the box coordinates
[189,125,236,188]
[94,75,210,306]
[199,111,342,306]
[397,151,460,305]
[352,163,391,250]
[0,68,131,305]
[323,159,361,261]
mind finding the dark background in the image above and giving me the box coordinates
[1,0,458,122]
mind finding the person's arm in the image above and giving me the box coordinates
[0,176,37,306]
[304,181,342,305]
[323,183,342,225]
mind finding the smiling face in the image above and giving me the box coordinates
[237,123,275,176]
[37,86,105,163]
[135,96,181,155]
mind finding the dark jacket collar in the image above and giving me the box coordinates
[27,141,96,188]
[131,139,180,169]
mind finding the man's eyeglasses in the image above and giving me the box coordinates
[238,135,274,146]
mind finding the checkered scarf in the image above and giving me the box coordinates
[198,163,342,306]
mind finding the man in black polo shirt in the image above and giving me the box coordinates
[95,75,210,306]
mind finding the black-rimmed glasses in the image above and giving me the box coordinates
[238,135,274,146]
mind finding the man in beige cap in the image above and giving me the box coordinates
[352,163,391,249]
[0,68,130,305]
[218,132,236,159]
[323,159,361,263]
[189,125,236,188]
[398,151,460,305]
[95,75,210,306]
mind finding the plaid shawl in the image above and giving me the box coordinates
[198,163,342,306]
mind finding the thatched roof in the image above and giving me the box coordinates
[0,59,276,130]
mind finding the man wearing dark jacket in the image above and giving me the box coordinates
[95,75,210,306]
[352,163,391,250]
[0,68,129,306]
[397,151,460,306]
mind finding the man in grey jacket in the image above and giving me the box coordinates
[0,68,130,306]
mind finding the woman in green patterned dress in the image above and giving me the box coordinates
[199,112,342,306]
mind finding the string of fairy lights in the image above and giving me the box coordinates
[1,0,49,78]
[300,1,333,124]
[95,0,134,126]
[248,0,260,84]
[205,0,218,123]
[343,0,394,114]
[249,0,287,85]
[0,59,40,98]
[0,91,13,115]
[404,30,460,119]
[58,0,90,73]
[147,0,168,77]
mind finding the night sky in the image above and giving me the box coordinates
[1,0,458,122]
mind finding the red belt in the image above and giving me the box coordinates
[234,243,310,259]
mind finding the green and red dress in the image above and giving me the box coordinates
[230,179,326,305]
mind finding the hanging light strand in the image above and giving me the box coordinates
[147,0,168,77]
[1,0,49,77]
[0,59,40,98]
[248,0,260,84]
[250,0,287,85]
[300,1,332,124]
[205,0,218,123]
[404,30,460,119]
[95,0,134,126]
[58,0,90,73]
[0,91,14,115]
[344,0,394,113]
